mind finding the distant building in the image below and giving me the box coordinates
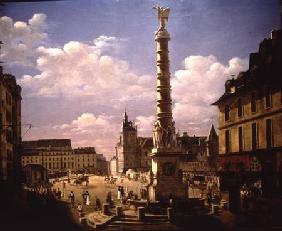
[96,154,109,175]
[22,164,48,187]
[178,125,219,175]
[74,147,97,173]
[212,29,282,195]
[0,66,22,182]
[138,137,153,171]
[21,139,108,176]
[111,111,219,175]
[109,156,118,176]
[178,132,208,161]
[116,111,139,173]
[21,139,75,175]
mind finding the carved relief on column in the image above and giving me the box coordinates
[153,120,177,149]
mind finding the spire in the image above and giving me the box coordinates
[123,108,128,124]
[209,124,218,140]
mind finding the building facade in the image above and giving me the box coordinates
[21,139,108,175]
[74,147,97,173]
[21,139,75,175]
[0,67,22,182]
[111,110,219,176]
[116,111,139,173]
[213,29,282,195]
[178,125,219,174]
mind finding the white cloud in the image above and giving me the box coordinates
[51,113,120,158]
[0,14,47,66]
[172,55,248,135]
[19,37,154,104]
[135,115,155,136]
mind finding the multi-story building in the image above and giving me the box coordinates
[96,153,109,175]
[178,125,219,174]
[109,156,118,176]
[74,147,97,173]
[116,111,139,173]
[212,29,282,195]
[138,137,153,171]
[21,139,75,175]
[0,66,22,182]
[21,139,108,175]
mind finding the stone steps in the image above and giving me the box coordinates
[105,214,169,229]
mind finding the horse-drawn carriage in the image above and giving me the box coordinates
[74,175,89,185]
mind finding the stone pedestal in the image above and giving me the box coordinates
[116,206,123,217]
[137,207,145,221]
[148,150,187,202]
[102,203,110,216]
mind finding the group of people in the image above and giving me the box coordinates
[241,182,262,209]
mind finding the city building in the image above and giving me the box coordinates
[74,147,97,173]
[21,139,109,176]
[0,66,22,182]
[138,137,153,171]
[109,156,118,176]
[22,164,48,187]
[115,111,139,173]
[178,125,219,176]
[111,110,219,177]
[96,153,109,175]
[21,139,75,176]
[212,29,282,197]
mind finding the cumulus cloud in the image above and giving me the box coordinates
[172,55,248,134]
[0,14,47,66]
[19,37,154,104]
[52,113,120,158]
[135,115,155,136]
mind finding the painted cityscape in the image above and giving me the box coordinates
[0,0,282,230]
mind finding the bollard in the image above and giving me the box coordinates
[137,207,145,221]
[116,206,123,217]
[167,207,173,220]
[103,203,110,216]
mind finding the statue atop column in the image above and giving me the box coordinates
[153,5,170,31]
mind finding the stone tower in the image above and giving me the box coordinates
[148,6,187,202]
[207,124,219,168]
[116,110,139,173]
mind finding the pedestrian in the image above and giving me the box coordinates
[169,193,173,206]
[82,191,87,205]
[117,186,121,202]
[69,191,75,207]
[85,191,90,206]
[120,186,124,199]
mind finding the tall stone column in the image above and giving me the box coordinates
[156,26,172,131]
[148,6,187,202]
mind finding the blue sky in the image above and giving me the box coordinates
[0,0,280,158]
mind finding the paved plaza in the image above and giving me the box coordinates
[53,175,145,208]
